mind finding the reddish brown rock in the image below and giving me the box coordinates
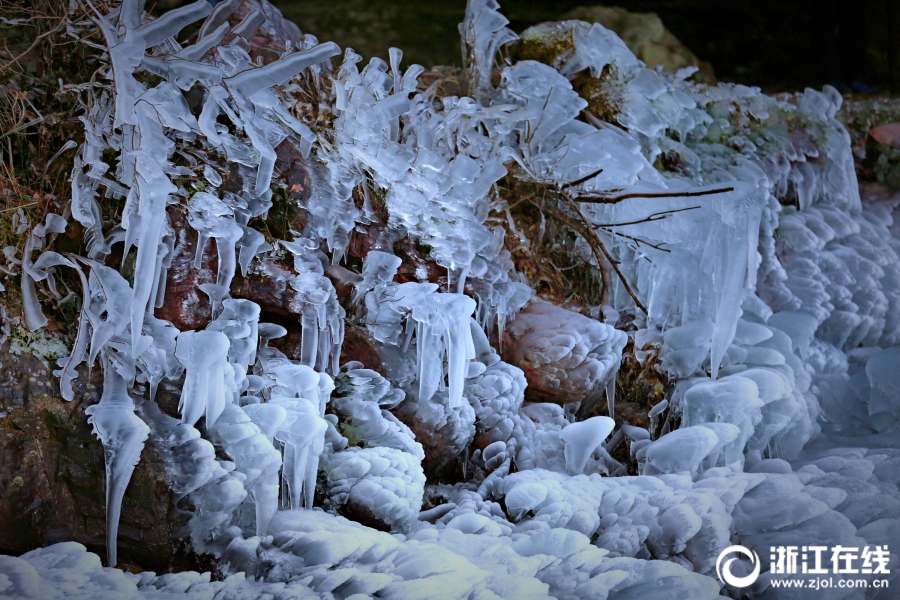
[230,258,303,319]
[337,325,385,373]
[347,224,381,260]
[154,209,214,332]
[325,264,363,303]
[393,397,475,482]
[501,301,626,408]
[275,139,312,204]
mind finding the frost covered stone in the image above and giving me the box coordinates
[504,301,627,411]
[8,0,900,597]
[323,445,425,532]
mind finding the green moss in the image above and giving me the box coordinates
[839,97,900,142]
[511,21,578,71]
[8,322,70,362]
[573,70,624,125]
[873,146,900,189]
[119,252,137,287]
[337,422,365,448]
[252,181,308,243]
[331,371,353,398]
[414,240,434,258]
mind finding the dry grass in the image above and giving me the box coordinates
[0,0,108,227]
[0,0,109,323]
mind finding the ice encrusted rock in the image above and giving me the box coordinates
[331,365,422,459]
[12,0,900,596]
[323,445,425,532]
[0,510,722,600]
[465,323,527,452]
[494,467,750,575]
[640,426,720,475]
[394,388,476,478]
[503,301,627,410]
[818,346,900,433]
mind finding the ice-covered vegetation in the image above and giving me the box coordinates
[2,0,900,598]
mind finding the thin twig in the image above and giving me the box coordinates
[0,115,44,140]
[574,186,735,204]
[603,228,671,252]
[536,198,615,305]
[593,205,700,227]
[565,197,648,313]
[0,20,63,74]
[560,168,603,190]
[0,200,39,212]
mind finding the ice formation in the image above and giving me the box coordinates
[5,0,900,598]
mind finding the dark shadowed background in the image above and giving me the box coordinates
[160,0,898,93]
[264,0,897,93]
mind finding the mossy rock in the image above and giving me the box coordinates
[563,6,715,84]
[511,21,583,73]
[0,336,205,573]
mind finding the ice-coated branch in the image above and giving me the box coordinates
[224,42,341,95]
[197,0,240,39]
[135,0,212,49]
[230,7,266,41]
[533,195,615,305]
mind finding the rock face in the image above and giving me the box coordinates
[0,342,202,573]
[154,209,215,332]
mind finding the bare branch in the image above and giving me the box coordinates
[574,186,735,204]
[536,199,615,305]
[603,228,671,253]
[560,168,603,190]
[566,198,648,314]
[594,205,700,228]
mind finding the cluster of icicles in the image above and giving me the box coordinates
[19,0,539,566]
[6,0,900,598]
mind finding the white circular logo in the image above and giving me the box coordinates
[716,545,761,587]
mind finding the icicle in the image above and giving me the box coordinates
[278,400,327,510]
[352,251,401,305]
[606,373,617,423]
[175,330,234,427]
[300,307,319,368]
[84,365,150,567]
[459,0,518,101]
[20,232,47,331]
